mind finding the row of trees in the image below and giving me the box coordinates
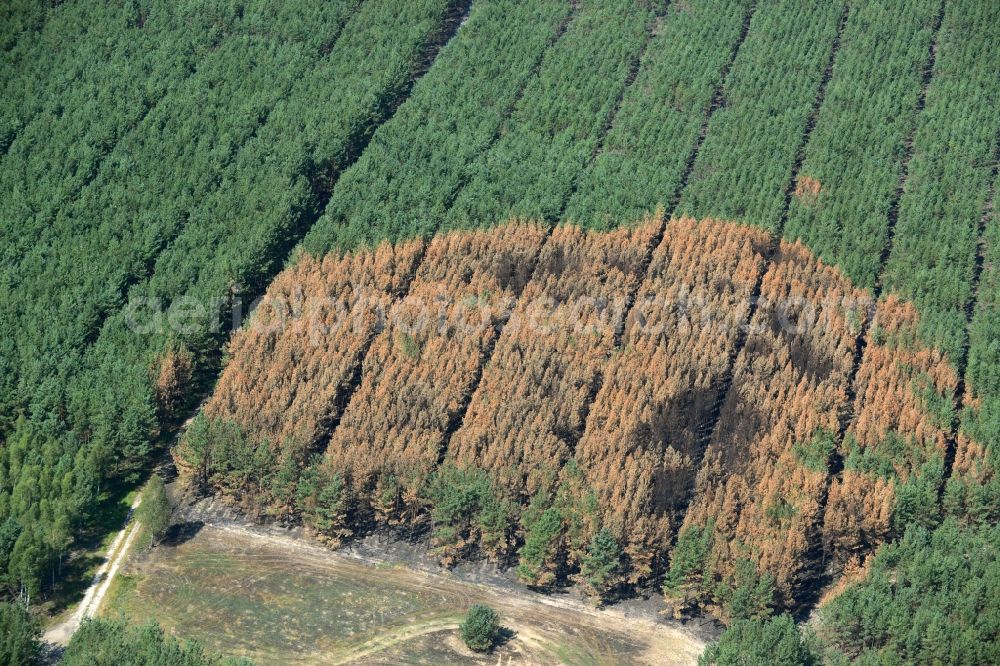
[443,0,661,230]
[447,222,657,500]
[702,0,1000,660]
[190,219,790,602]
[638,1,853,608]
[0,418,94,608]
[572,217,770,588]
[438,222,657,585]
[563,0,754,229]
[185,0,667,524]
[0,0,251,434]
[62,616,251,665]
[68,0,463,453]
[822,296,956,566]
[816,519,1000,664]
[676,0,845,232]
[948,175,1000,523]
[701,523,1000,663]
[199,240,424,487]
[0,0,248,283]
[783,0,941,291]
[190,215,998,638]
[879,0,1000,368]
[3,0,360,430]
[321,224,546,534]
[828,0,1000,558]
[674,240,867,614]
[301,0,574,255]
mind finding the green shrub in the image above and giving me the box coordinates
[459,604,500,653]
[138,475,171,548]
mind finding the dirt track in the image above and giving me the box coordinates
[44,494,143,648]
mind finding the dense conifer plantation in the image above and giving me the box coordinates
[1,0,998,660]
[0,0,463,605]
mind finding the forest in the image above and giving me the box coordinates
[1,0,998,662]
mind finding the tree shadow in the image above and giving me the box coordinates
[495,625,517,649]
[161,520,204,547]
[43,552,105,617]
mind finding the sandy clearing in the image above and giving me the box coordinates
[141,520,704,664]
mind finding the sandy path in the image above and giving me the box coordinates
[43,494,142,647]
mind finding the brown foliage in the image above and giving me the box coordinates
[322,223,547,523]
[680,240,868,606]
[794,175,822,204]
[189,218,957,607]
[821,295,957,562]
[822,469,894,559]
[447,219,660,498]
[952,434,991,485]
[204,240,424,461]
[846,297,955,451]
[571,217,771,580]
[153,345,194,419]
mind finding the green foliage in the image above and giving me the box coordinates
[138,475,171,549]
[516,507,564,589]
[879,0,1000,366]
[268,442,303,514]
[397,333,421,361]
[475,493,516,563]
[950,174,1000,525]
[459,604,501,653]
[0,417,93,605]
[912,372,955,432]
[303,0,572,253]
[0,0,460,605]
[0,601,41,666]
[565,0,753,227]
[722,559,775,623]
[426,466,493,529]
[0,0,48,55]
[677,0,846,231]
[2,0,359,435]
[843,431,923,480]
[579,528,623,600]
[700,614,819,666]
[784,0,941,289]
[843,433,944,537]
[62,616,251,666]
[295,460,348,538]
[664,522,714,600]
[0,6,998,663]
[181,416,274,501]
[426,465,509,559]
[891,458,943,534]
[818,520,1000,665]
[764,498,797,528]
[445,0,658,230]
[792,429,836,473]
